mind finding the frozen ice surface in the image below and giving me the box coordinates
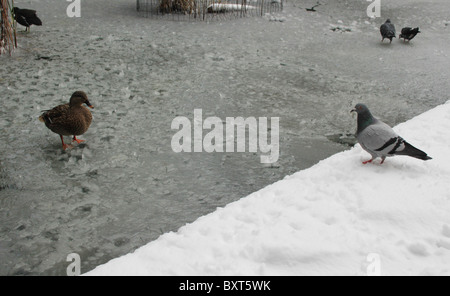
[1,0,450,275]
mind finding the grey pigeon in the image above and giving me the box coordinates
[380,19,396,43]
[351,104,432,164]
[399,27,421,42]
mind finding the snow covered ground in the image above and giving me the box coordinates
[87,101,450,276]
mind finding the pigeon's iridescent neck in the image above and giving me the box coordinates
[357,112,375,134]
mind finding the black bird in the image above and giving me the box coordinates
[306,1,321,12]
[380,19,396,43]
[13,7,42,32]
[399,27,421,42]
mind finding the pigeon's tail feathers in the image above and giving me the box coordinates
[385,29,396,38]
[380,24,396,41]
[396,141,432,161]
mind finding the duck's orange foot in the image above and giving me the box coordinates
[62,143,74,150]
[72,136,85,144]
[60,135,74,150]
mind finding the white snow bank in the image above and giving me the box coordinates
[86,102,450,276]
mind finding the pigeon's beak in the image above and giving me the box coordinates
[350,108,356,114]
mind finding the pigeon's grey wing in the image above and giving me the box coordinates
[380,23,396,38]
[380,24,388,36]
[388,23,396,34]
[358,120,403,156]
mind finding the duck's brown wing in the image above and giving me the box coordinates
[39,104,73,135]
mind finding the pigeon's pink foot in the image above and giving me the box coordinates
[362,159,373,165]
[380,159,385,165]
[72,136,85,144]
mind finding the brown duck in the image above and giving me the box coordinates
[39,91,94,150]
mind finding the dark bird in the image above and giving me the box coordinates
[39,91,94,150]
[399,27,421,42]
[380,19,396,43]
[12,7,42,32]
[351,104,432,164]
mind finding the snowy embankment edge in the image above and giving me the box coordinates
[85,101,450,276]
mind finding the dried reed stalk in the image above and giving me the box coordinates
[160,0,197,14]
[141,0,283,21]
[0,0,16,55]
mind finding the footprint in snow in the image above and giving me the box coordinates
[442,225,450,238]
[407,243,429,257]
